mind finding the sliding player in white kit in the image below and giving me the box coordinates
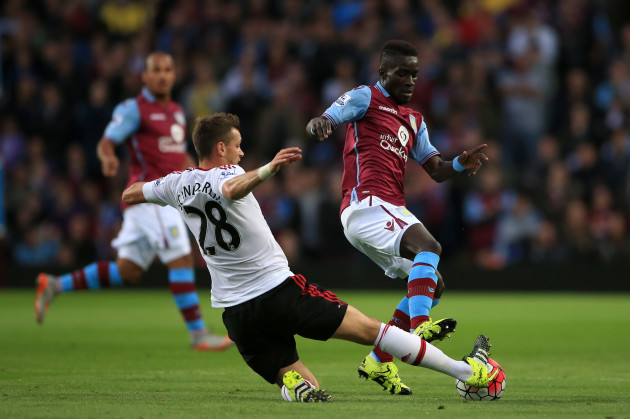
[121,113,498,402]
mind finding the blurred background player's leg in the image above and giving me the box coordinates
[35,256,232,351]
[165,255,232,351]
[35,204,232,352]
[151,204,232,351]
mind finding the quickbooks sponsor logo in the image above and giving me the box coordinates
[379,133,408,161]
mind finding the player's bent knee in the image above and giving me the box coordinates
[403,237,442,258]
[121,270,143,284]
[167,254,193,269]
[117,259,144,284]
[427,240,442,256]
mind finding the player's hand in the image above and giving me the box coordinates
[306,117,332,141]
[457,144,489,176]
[100,155,120,177]
[269,147,303,173]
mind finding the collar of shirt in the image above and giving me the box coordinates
[141,86,156,103]
[376,81,391,97]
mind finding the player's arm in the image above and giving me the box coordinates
[422,144,489,183]
[122,182,148,205]
[98,99,140,177]
[306,87,371,141]
[124,172,178,208]
[222,147,302,201]
[123,176,175,207]
[97,138,119,177]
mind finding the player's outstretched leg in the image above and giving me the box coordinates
[463,335,498,387]
[373,322,498,388]
[359,302,456,395]
[282,370,332,402]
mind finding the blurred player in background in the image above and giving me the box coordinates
[306,40,488,394]
[121,112,497,402]
[34,52,232,352]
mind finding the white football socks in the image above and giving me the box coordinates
[374,323,472,382]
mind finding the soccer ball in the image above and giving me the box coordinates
[455,358,506,401]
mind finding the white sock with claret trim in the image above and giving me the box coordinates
[374,323,472,381]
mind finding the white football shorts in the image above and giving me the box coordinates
[341,195,421,279]
[112,203,192,270]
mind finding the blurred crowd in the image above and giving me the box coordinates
[2,0,630,273]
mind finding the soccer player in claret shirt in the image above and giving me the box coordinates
[306,40,489,395]
[120,112,497,402]
[34,52,232,352]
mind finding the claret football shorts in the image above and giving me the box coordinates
[341,195,421,280]
[112,203,192,269]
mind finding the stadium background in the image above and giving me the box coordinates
[1,0,630,291]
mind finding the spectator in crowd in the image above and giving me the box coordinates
[529,220,568,264]
[1,0,629,285]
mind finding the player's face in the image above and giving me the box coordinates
[379,55,419,105]
[142,54,176,98]
[224,128,244,165]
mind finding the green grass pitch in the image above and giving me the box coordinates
[1,289,629,418]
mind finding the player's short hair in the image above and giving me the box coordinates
[193,113,241,159]
[145,52,173,70]
[380,40,418,65]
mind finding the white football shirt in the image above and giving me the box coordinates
[143,165,293,307]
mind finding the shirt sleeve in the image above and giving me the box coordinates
[410,120,440,165]
[321,85,372,129]
[211,165,247,200]
[142,173,179,208]
[103,98,141,144]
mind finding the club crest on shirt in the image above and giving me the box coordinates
[174,111,186,126]
[170,227,179,238]
[111,113,124,127]
[397,125,409,147]
[396,207,413,217]
[334,93,352,107]
[409,115,418,135]
[170,124,185,143]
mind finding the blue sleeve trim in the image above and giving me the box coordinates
[322,86,371,127]
[416,150,440,165]
[410,120,439,165]
[322,113,338,129]
[104,99,140,144]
